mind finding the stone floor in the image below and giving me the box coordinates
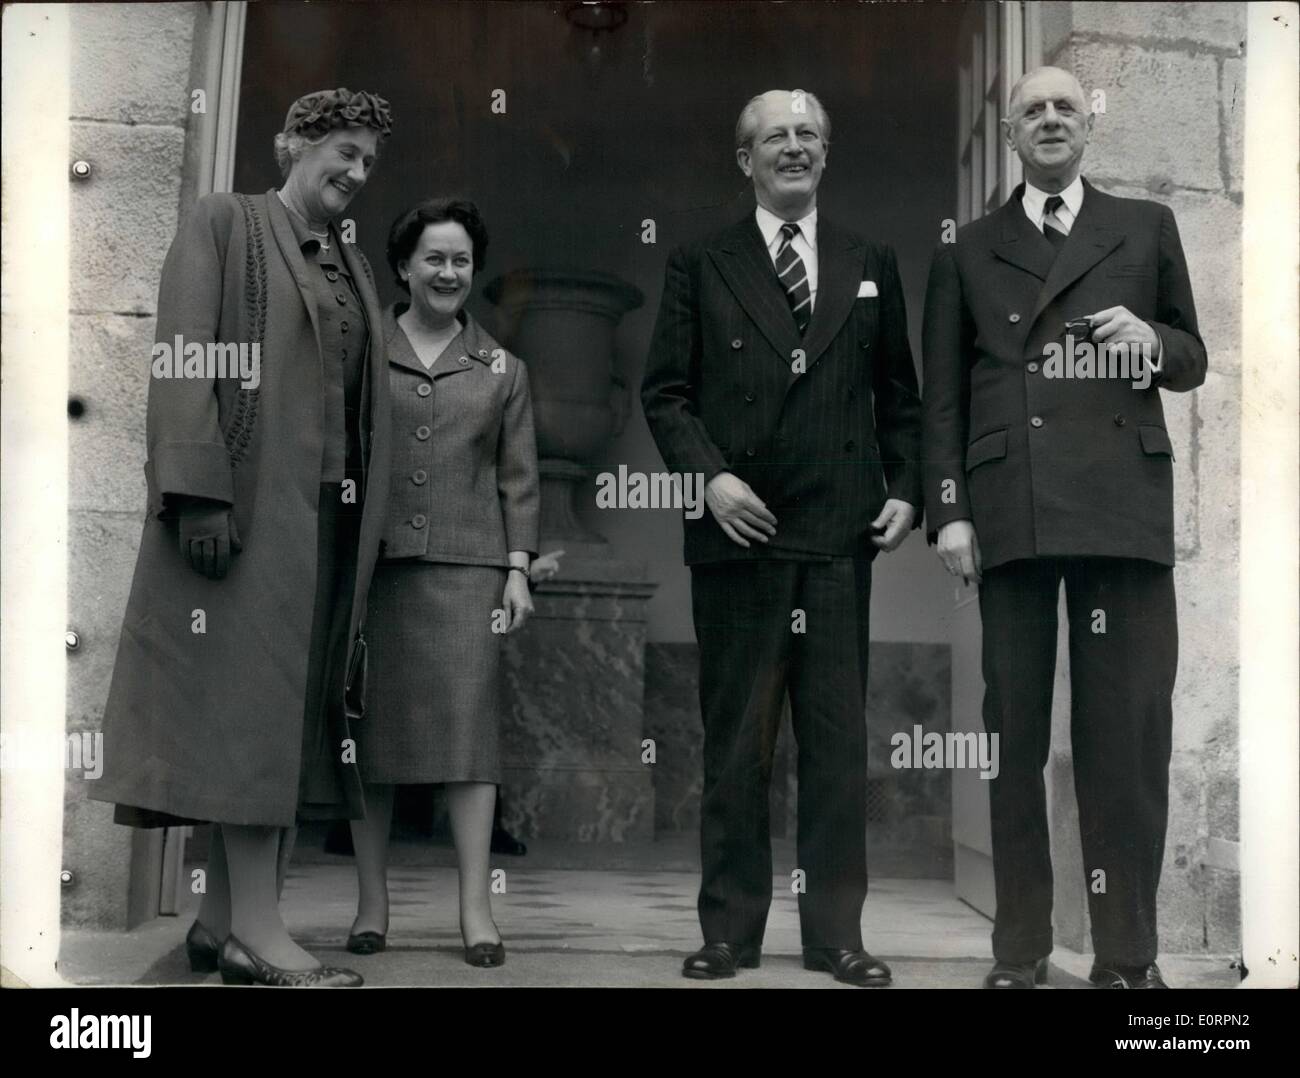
[57,836,1241,989]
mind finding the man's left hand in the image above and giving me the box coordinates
[1088,305,1160,358]
[870,499,916,553]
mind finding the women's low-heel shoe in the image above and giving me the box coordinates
[217,935,364,987]
[346,930,387,955]
[185,920,222,973]
[463,940,505,968]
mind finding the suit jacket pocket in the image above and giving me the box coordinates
[1107,263,1153,278]
[965,427,1008,471]
[1138,424,1175,461]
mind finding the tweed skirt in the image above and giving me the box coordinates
[355,561,507,784]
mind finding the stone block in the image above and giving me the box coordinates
[1221,56,1245,194]
[1160,750,1208,952]
[1171,555,1239,751]
[70,121,184,314]
[67,509,144,733]
[59,794,133,930]
[1202,865,1242,953]
[1101,187,1242,371]
[71,2,198,127]
[69,314,151,512]
[1071,42,1223,191]
[1068,2,1246,53]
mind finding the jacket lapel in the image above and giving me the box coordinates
[799,218,862,371]
[341,232,386,472]
[707,217,802,365]
[1030,178,1124,323]
[991,185,1057,283]
[264,190,323,356]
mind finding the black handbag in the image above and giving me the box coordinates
[344,629,368,723]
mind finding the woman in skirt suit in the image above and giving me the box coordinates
[90,89,394,986]
[347,198,540,968]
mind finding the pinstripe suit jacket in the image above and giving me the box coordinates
[641,213,922,566]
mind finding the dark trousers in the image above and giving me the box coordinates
[690,554,872,949]
[978,557,1177,965]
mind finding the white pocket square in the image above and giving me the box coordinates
[857,281,879,298]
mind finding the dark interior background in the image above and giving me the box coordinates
[236,0,963,646]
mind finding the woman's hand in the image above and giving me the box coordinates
[529,549,565,584]
[177,498,242,580]
[502,569,534,633]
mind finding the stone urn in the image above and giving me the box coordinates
[484,268,644,543]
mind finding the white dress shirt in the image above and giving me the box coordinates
[1022,175,1162,368]
[1021,175,1084,233]
[756,204,818,313]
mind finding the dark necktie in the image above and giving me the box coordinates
[1043,195,1068,252]
[775,222,812,335]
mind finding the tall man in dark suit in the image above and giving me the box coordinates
[922,67,1207,989]
[642,89,922,985]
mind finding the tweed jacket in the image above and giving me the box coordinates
[641,212,923,566]
[91,190,392,826]
[379,303,540,565]
[921,179,1207,570]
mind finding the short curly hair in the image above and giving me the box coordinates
[273,88,393,177]
[386,199,490,292]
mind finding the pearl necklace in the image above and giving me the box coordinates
[277,189,331,251]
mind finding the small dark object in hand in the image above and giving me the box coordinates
[1064,317,1094,340]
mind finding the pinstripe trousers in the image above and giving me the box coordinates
[690,552,873,949]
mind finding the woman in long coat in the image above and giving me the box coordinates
[90,89,394,987]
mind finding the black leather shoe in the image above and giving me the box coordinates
[346,930,387,955]
[984,957,1049,989]
[682,942,761,979]
[185,920,222,973]
[217,935,364,987]
[1090,961,1169,988]
[803,948,891,986]
[464,941,506,967]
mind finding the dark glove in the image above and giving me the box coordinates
[176,498,242,579]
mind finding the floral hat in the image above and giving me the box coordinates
[282,88,393,140]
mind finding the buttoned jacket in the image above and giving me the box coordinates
[921,180,1207,570]
[380,303,540,565]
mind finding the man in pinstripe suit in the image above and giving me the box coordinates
[641,90,922,985]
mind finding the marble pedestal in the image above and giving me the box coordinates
[499,541,658,842]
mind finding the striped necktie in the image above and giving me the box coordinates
[1042,194,1068,252]
[775,222,812,335]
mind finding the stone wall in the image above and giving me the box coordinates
[64,2,205,928]
[1042,1,1244,954]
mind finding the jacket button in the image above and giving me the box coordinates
[1009,313,1021,323]
[744,392,755,403]
[731,339,743,350]
[340,320,350,333]
[415,425,431,440]
[1030,416,1044,428]
[1114,413,1126,426]
[860,340,870,350]
[458,356,469,366]
[416,382,432,397]
[1026,361,1039,373]
[745,447,756,458]
[411,469,428,485]
[478,348,488,357]
[411,514,427,529]
[336,293,347,305]
[845,440,856,452]
[326,271,339,282]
